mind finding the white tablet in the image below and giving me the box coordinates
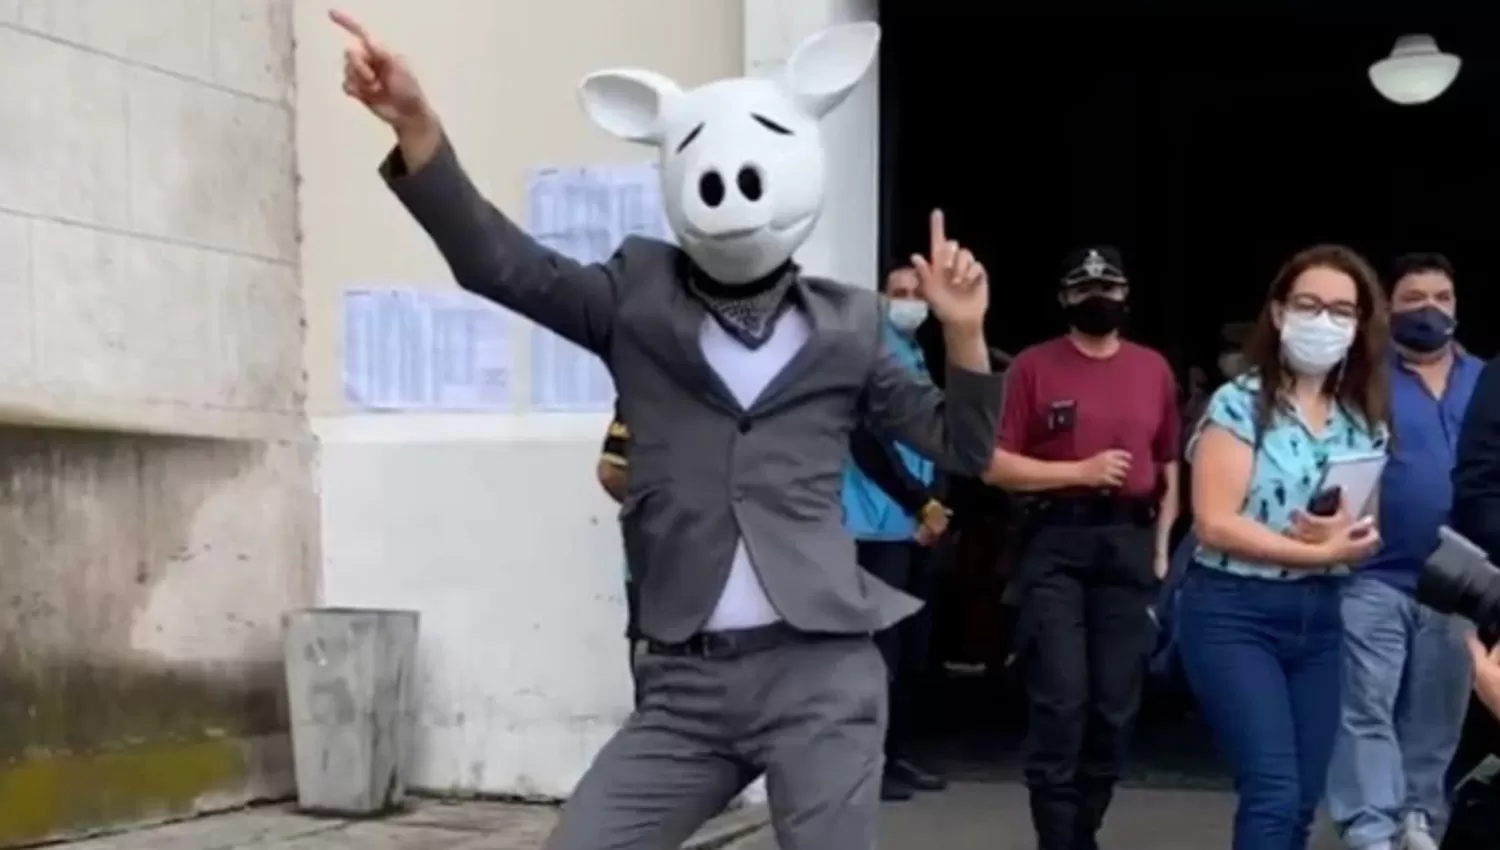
[1316,450,1388,516]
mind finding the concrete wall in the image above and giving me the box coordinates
[302,0,879,800]
[0,2,315,844]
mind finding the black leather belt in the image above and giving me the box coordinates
[646,622,847,660]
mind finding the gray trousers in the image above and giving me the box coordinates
[545,632,888,850]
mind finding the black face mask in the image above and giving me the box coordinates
[1391,305,1456,355]
[1063,295,1128,337]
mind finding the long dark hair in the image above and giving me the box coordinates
[1241,244,1390,439]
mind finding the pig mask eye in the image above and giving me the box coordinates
[674,123,704,154]
[751,114,793,135]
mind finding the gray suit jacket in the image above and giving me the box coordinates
[383,139,1006,642]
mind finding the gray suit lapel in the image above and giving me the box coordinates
[662,282,742,413]
[749,279,838,415]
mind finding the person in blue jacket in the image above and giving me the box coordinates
[842,265,953,802]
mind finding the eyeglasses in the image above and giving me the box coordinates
[1285,294,1359,323]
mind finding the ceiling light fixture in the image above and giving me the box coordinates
[1369,34,1461,106]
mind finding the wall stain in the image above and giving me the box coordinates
[0,659,286,760]
[0,737,247,846]
[0,426,315,845]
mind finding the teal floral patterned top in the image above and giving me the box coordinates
[1189,373,1390,580]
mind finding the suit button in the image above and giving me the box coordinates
[737,418,752,434]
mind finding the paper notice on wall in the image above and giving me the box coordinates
[525,163,671,411]
[343,288,514,411]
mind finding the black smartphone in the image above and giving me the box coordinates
[1307,486,1342,517]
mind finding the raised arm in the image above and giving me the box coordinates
[863,347,1004,477]
[334,10,619,354]
[861,211,1005,476]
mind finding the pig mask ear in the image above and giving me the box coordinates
[782,22,881,119]
[578,69,683,145]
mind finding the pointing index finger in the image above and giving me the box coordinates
[330,9,373,47]
[929,209,946,254]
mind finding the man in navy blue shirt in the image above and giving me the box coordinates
[1328,254,1483,850]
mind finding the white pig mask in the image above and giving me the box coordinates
[578,23,881,284]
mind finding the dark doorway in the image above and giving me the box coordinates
[880,1,1500,785]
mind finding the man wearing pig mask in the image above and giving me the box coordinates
[331,11,1005,849]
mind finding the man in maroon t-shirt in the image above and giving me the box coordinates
[984,245,1180,850]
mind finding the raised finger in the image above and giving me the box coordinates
[363,36,396,66]
[943,241,961,268]
[928,209,947,254]
[332,8,397,67]
[330,9,374,46]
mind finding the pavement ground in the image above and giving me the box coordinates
[45,783,1351,850]
[726,782,1346,850]
[47,799,763,850]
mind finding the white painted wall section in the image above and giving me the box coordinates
[316,414,631,797]
[745,0,881,290]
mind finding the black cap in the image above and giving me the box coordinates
[1060,245,1128,287]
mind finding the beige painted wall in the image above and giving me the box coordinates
[297,0,745,413]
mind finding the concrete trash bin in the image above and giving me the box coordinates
[283,607,420,815]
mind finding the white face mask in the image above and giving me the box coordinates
[1279,311,1356,377]
[887,299,929,333]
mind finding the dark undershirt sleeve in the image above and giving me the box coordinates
[1453,356,1500,558]
[849,423,935,516]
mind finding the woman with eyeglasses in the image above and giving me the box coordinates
[1179,245,1391,850]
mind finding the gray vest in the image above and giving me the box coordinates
[385,139,1007,642]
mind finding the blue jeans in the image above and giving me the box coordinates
[1178,566,1344,850]
[1326,577,1471,848]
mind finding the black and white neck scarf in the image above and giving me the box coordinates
[684,262,797,349]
